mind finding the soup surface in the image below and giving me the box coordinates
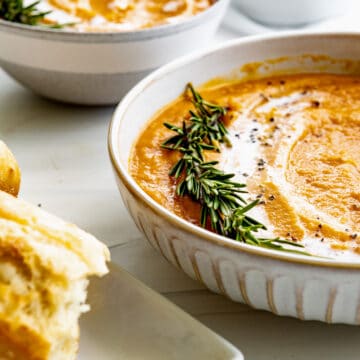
[39,0,213,31]
[130,73,360,259]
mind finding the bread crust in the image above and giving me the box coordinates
[0,142,21,197]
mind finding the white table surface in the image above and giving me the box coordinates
[1,9,360,359]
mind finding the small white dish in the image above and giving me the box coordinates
[225,1,360,35]
[78,263,243,360]
[232,0,355,27]
[0,0,229,105]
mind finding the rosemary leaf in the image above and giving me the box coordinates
[162,83,310,255]
[0,0,73,28]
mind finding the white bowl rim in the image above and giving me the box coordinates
[109,31,360,269]
[0,0,228,43]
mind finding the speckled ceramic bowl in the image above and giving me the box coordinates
[0,0,229,105]
[109,32,360,325]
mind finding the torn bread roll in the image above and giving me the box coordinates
[0,190,110,360]
[0,141,21,196]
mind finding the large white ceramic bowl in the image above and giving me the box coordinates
[109,32,360,325]
[0,0,229,105]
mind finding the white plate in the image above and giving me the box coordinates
[78,263,243,360]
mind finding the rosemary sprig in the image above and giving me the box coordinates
[0,0,50,25]
[162,83,309,255]
[0,0,74,28]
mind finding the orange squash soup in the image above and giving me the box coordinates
[130,74,360,259]
[42,0,214,31]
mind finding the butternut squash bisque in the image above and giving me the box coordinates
[130,74,360,259]
[35,0,214,31]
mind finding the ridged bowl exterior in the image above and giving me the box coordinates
[117,175,360,324]
[109,33,360,324]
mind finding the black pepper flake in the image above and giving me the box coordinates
[235,133,240,139]
[268,195,275,201]
[37,203,42,207]
[243,173,249,177]
[350,233,358,239]
[252,119,258,122]
[256,193,263,199]
[315,233,320,238]
[249,133,257,143]
[252,128,258,132]
[318,224,323,229]
[267,81,272,86]
[257,158,266,171]
[269,117,275,122]
[280,80,286,85]
[286,232,291,237]
[321,238,325,242]
[312,100,320,107]
[258,201,266,205]
[301,90,308,95]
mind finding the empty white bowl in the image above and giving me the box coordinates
[0,0,229,105]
